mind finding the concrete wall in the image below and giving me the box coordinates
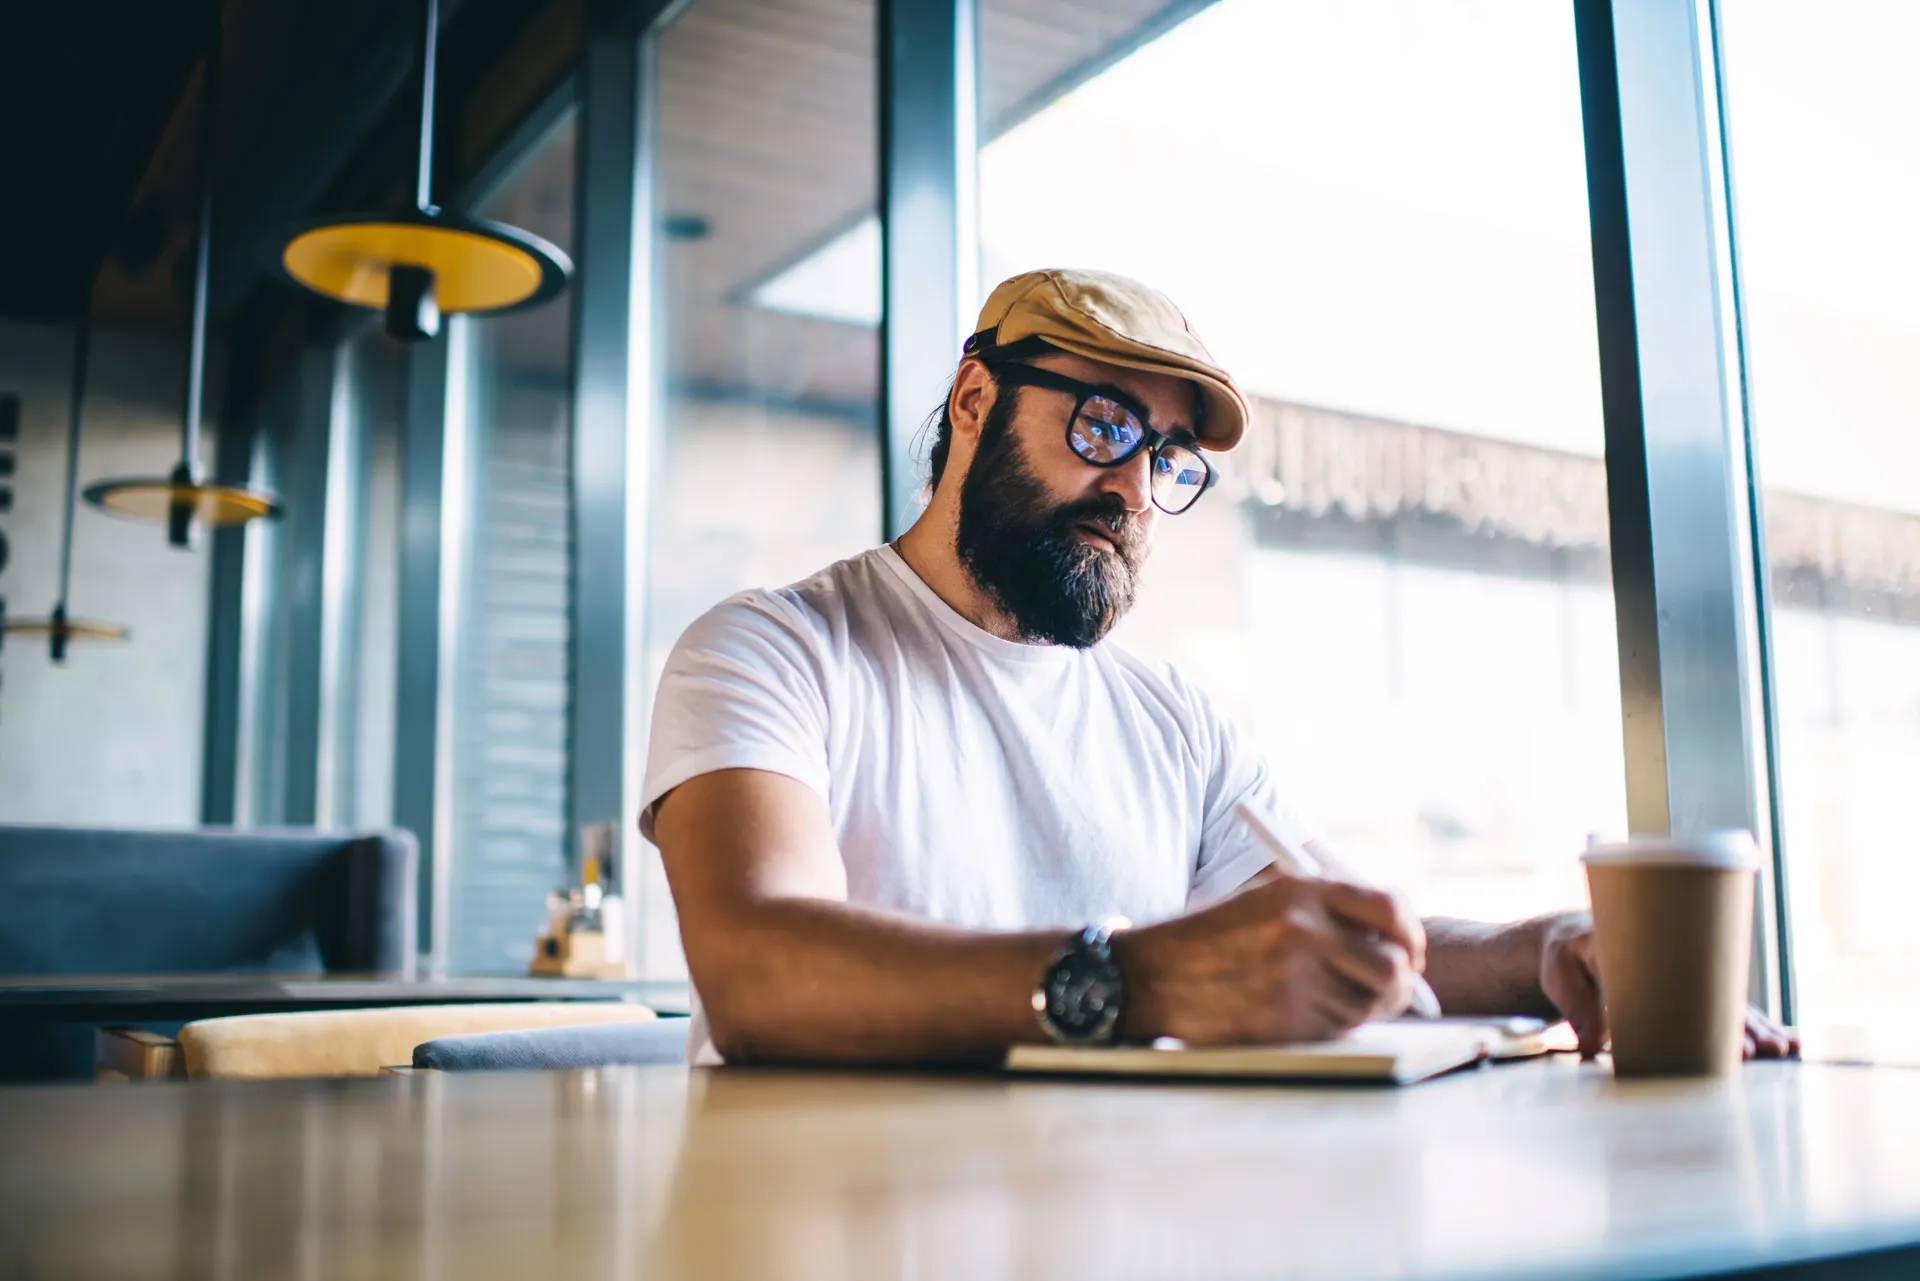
[0,319,214,826]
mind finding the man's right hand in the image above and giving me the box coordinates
[1112,875,1426,1046]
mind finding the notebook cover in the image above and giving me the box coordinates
[1006,1021,1491,1085]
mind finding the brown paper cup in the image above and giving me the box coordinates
[1583,832,1758,1078]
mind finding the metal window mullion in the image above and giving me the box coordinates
[1704,0,1796,1026]
[878,0,979,540]
[316,339,367,831]
[234,372,290,827]
[569,23,649,911]
[201,314,265,826]
[279,339,344,828]
[1574,0,1773,1010]
[393,324,466,966]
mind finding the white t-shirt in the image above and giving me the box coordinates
[640,544,1319,1061]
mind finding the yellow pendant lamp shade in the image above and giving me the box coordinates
[80,4,281,548]
[276,0,571,340]
[4,616,131,643]
[8,316,133,663]
[83,466,281,536]
[280,211,569,340]
[1,610,133,664]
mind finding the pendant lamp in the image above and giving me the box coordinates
[2,314,131,662]
[83,4,283,549]
[276,0,571,341]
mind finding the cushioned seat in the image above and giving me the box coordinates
[0,824,418,975]
[179,1002,657,1079]
[414,1016,690,1071]
[0,823,418,1080]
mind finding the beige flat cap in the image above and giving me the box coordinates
[963,268,1249,450]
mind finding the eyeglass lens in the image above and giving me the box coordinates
[1151,440,1209,513]
[1068,395,1208,514]
[1068,395,1147,463]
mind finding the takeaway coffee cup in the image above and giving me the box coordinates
[1581,831,1758,1078]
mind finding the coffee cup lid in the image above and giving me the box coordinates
[1581,830,1760,871]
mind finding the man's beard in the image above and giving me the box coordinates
[954,390,1148,648]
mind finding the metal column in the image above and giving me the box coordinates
[278,339,347,827]
[393,324,466,963]
[569,21,653,891]
[878,0,978,539]
[200,311,266,825]
[1574,0,1776,1009]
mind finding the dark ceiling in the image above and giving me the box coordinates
[0,0,561,333]
[0,0,1192,346]
[0,1,221,323]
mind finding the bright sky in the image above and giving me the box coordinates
[760,0,1920,513]
[983,0,1603,457]
[981,0,1920,512]
[1717,0,1920,513]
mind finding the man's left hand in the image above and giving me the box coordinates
[1536,910,1799,1061]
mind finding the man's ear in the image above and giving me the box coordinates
[948,357,994,451]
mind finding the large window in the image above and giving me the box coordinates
[1720,1,1920,1035]
[636,0,884,977]
[975,0,1625,920]
[237,321,407,834]
[445,109,580,972]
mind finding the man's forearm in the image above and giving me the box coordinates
[694,898,1064,1064]
[707,905,1563,1060]
[1422,916,1557,1019]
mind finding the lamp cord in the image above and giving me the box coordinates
[55,312,91,614]
[180,0,221,479]
[416,0,439,214]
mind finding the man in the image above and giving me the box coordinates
[642,268,1796,1066]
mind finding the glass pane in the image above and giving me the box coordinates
[1720,1,1920,1037]
[447,109,579,972]
[643,0,882,976]
[326,327,406,831]
[238,357,304,827]
[978,0,1624,918]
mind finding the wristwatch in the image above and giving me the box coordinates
[1033,918,1131,1045]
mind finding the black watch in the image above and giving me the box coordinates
[1033,918,1131,1045]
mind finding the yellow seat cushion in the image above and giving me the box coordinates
[178,1003,656,1079]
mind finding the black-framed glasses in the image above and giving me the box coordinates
[989,363,1217,515]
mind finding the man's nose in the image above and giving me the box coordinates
[1094,446,1154,514]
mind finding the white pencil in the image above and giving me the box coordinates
[1233,802,1443,1020]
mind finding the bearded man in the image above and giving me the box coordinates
[640,268,1795,1067]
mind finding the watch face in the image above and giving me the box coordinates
[1046,950,1118,1039]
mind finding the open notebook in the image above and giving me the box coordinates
[1005,1018,1560,1086]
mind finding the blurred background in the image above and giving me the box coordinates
[0,0,1912,1038]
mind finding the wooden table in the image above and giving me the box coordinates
[4,1057,1919,1279]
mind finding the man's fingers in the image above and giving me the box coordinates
[1320,881,1427,970]
[1744,1008,1799,1060]
[1542,937,1607,1058]
[1316,926,1403,991]
[1302,999,1366,1042]
[1311,960,1382,1030]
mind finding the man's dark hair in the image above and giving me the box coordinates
[925,385,962,493]
[925,338,1054,492]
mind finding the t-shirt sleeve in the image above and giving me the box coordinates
[1184,682,1324,909]
[638,592,832,843]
